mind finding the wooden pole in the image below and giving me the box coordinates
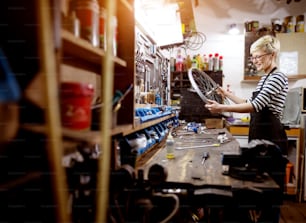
[36,0,70,222]
[96,0,117,222]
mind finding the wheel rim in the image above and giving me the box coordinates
[187,68,232,117]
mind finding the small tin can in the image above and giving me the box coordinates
[296,15,304,32]
[251,21,259,32]
[284,16,295,33]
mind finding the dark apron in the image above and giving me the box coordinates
[248,90,288,155]
[248,89,288,193]
[247,69,287,223]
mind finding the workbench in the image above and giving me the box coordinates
[137,127,282,222]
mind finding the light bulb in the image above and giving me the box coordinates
[228,24,239,35]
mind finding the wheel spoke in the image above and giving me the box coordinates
[187,68,232,117]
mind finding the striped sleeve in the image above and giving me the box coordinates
[251,72,288,119]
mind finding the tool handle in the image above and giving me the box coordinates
[202,151,209,159]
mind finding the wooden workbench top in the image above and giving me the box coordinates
[137,127,280,191]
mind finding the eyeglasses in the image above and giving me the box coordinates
[250,53,271,61]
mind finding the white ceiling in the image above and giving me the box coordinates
[194,0,306,16]
[193,0,306,34]
[135,0,306,46]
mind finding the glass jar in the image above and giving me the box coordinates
[75,0,100,47]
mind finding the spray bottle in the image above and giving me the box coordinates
[166,129,175,159]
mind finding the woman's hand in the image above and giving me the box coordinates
[205,99,223,113]
[216,86,227,98]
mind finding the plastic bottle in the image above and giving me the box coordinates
[191,55,198,68]
[182,58,187,71]
[186,55,192,69]
[213,53,219,71]
[166,131,175,159]
[208,54,213,71]
[203,54,208,71]
[196,54,203,70]
[155,92,161,105]
[170,57,175,72]
[218,55,223,71]
[175,50,183,72]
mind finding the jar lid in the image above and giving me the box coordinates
[60,82,94,96]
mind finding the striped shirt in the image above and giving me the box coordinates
[249,71,288,120]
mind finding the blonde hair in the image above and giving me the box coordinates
[250,35,280,56]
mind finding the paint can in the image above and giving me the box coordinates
[60,82,94,130]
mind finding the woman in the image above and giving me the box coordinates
[205,34,288,155]
[205,34,288,223]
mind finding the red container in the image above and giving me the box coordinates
[60,82,94,130]
[75,0,100,46]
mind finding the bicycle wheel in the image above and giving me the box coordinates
[187,68,232,117]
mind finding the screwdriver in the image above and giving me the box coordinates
[201,152,209,165]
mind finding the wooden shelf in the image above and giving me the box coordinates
[242,74,306,83]
[61,29,127,67]
[112,124,133,136]
[21,114,175,141]
[0,171,42,190]
[99,0,133,12]
[21,123,138,140]
[119,0,133,12]
[123,114,176,136]
[22,124,103,143]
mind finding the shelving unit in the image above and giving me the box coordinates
[1,1,177,222]
[62,29,127,67]
[170,71,191,102]
[242,74,306,83]
[170,70,223,104]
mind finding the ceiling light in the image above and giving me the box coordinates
[135,0,184,46]
[228,23,240,35]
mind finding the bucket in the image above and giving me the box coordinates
[60,82,94,130]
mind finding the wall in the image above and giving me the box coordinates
[178,0,306,118]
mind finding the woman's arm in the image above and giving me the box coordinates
[205,99,254,113]
[217,87,246,104]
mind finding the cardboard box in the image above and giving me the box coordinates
[204,118,224,129]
